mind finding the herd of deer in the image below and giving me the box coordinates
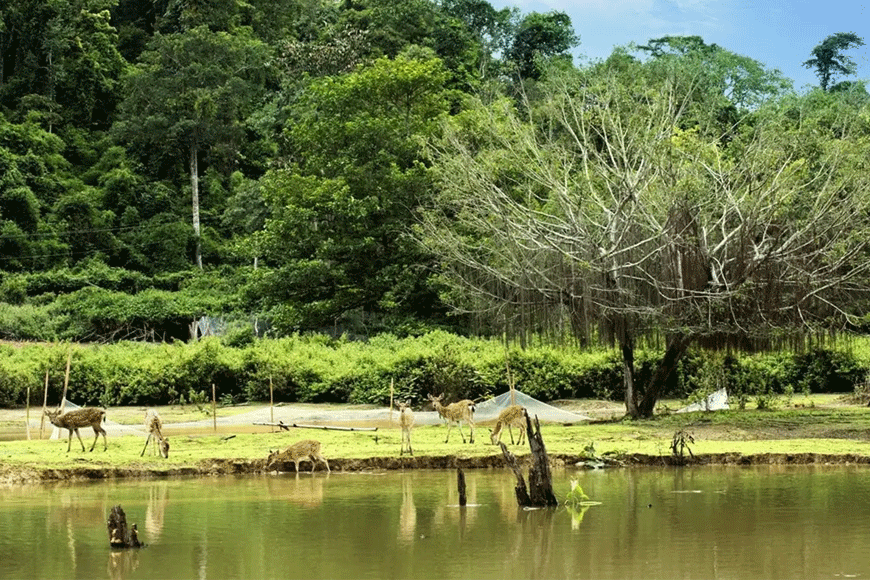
[42,394,527,473]
[43,406,169,457]
[265,395,530,473]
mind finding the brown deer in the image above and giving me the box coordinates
[141,409,170,458]
[45,407,107,452]
[397,400,414,456]
[427,394,475,443]
[489,405,527,446]
[266,440,330,473]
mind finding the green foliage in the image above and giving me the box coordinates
[0,334,867,409]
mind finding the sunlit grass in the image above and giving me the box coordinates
[3,394,870,472]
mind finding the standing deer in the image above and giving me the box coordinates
[45,407,107,452]
[266,440,330,473]
[141,409,170,458]
[489,405,527,446]
[397,400,414,456]
[427,394,475,443]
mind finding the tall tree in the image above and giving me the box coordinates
[803,32,865,91]
[114,26,270,269]
[504,11,578,80]
[256,50,453,334]
[421,59,870,417]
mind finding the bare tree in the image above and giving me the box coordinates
[420,60,870,417]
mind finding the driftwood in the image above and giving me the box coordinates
[107,505,143,549]
[498,410,558,508]
[254,421,377,432]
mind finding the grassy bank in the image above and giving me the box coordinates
[1,395,870,483]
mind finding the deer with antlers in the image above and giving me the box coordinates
[427,393,475,444]
[141,409,170,458]
[397,400,414,456]
[45,406,107,452]
[266,440,330,473]
[489,405,527,446]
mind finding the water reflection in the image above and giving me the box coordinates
[2,466,870,579]
[107,549,139,580]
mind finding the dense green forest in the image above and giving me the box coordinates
[1,1,870,415]
[0,0,585,341]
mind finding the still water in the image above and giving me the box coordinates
[1,465,869,579]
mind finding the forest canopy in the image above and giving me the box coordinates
[0,1,868,413]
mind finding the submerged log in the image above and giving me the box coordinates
[498,410,558,508]
[499,442,532,506]
[457,468,467,506]
[107,505,143,549]
[526,412,558,507]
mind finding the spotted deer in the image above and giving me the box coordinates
[267,440,330,473]
[45,407,107,452]
[427,393,475,444]
[397,400,414,456]
[489,405,527,446]
[141,409,170,458]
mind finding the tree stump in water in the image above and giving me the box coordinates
[499,410,558,508]
[107,505,143,549]
[457,468,467,506]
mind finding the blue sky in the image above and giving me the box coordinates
[487,0,869,91]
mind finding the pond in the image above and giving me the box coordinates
[1,465,869,579]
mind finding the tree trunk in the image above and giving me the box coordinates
[636,334,694,418]
[621,336,639,417]
[190,142,202,269]
[525,412,558,507]
[498,410,558,508]
[107,505,142,549]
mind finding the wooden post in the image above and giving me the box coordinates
[269,375,274,433]
[60,350,71,409]
[212,384,217,432]
[457,468,467,506]
[25,385,31,440]
[40,370,49,439]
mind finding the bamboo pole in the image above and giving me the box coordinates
[60,349,71,410]
[390,378,395,422]
[40,370,49,439]
[269,375,274,433]
[212,384,217,432]
[25,385,31,440]
[505,343,516,406]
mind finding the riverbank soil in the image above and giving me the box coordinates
[2,394,869,483]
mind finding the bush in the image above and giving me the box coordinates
[0,334,867,409]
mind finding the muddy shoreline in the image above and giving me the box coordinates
[4,451,870,485]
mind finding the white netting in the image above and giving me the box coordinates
[164,389,590,430]
[49,400,146,439]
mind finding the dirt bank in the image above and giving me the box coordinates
[3,451,870,485]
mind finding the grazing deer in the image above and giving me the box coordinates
[266,440,330,473]
[427,394,475,443]
[397,400,414,456]
[141,409,170,458]
[489,405,527,446]
[45,407,107,452]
